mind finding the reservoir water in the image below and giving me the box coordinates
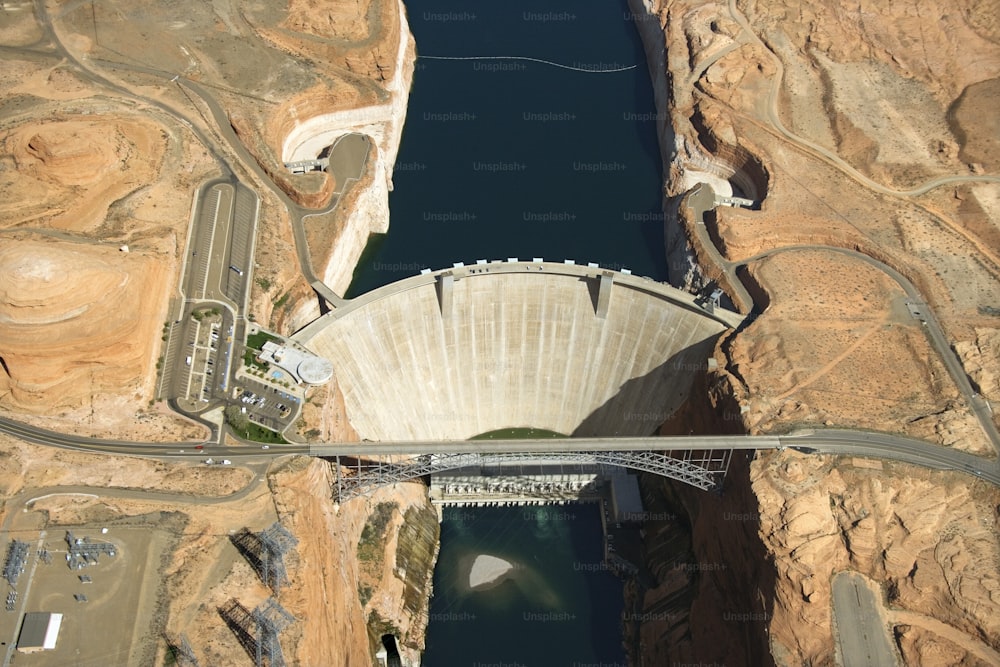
[346,0,668,296]
[423,504,626,665]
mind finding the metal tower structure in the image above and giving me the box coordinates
[230,522,298,592]
[165,633,200,667]
[253,598,295,667]
[258,523,298,591]
[218,597,295,667]
[332,449,732,502]
[218,599,258,664]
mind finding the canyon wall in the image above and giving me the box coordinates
[287,0,415,298]
[269,459,438,666]
[629,0,1000,664]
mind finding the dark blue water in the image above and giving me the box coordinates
[423,505,626,666]
[346,0,668,296]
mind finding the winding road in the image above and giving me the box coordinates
[681,3,1000,457]
[723,0,1000,199]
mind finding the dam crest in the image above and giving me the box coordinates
[296,261,744,441]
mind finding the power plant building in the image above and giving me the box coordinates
[17,612,63,653]
[609,472,644,523]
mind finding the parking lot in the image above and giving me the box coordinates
[188,183,233,301]
[175,313,235,407]
[222,187,258,308]
[235,377,301,431]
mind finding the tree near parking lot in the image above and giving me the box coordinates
[224,405,251,437]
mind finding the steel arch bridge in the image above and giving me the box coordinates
[331,450,732,502]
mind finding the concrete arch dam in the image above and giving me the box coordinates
[295,262,745,441]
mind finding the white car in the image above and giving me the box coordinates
[261,445,270,450]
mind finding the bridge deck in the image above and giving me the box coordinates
[308,435,777,456]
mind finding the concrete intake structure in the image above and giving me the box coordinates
[295,261,744,440]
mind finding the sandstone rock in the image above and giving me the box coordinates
[0,238,166,419]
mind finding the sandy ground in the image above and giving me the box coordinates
[0,438,434,667]
[0,56,217,440]
[731,250,991,454]
[0,1,426,665]
[0,434,275,665]
[651,0,1000,664]
[468,554,515,589]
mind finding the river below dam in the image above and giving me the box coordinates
[346,0,668,297]
[423,504,626,665]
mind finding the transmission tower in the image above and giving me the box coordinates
[258,523,298,591]
[231,522,298,592]
[253,598,295,667]
[218,597,295,667]
[164,632,200,667]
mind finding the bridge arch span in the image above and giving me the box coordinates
[296,262,744,440]
[333,450,730,502]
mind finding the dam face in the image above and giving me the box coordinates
[297,262,738,440]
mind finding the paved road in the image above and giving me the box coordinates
[2,415,996,486]
[832,571,899,667]
[685,183,755,312]
[176,76,352,305]
[165,176,258,423]
[31,0,230,173]
[11,0,999,492]
[31,3,354,312]
[685,186,1000,457]
[0,477,266,538]
[737,244,1000,455]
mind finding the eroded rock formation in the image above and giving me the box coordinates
[629,0,1000,663]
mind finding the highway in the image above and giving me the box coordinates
[2,414,996,487]
[5,0,997,496]
[678,0,1000,458]
[176,75,360,307]
[738,244,1000,455]
[32,1,358,314]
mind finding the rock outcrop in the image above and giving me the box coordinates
[753,454,1000,664]
[270,458,437,666]
[630,0,1000,663]
[0,238,166,415]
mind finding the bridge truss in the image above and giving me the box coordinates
[331,449,732,502]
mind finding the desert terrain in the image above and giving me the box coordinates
[1,0,426,664]
[643,0,1000,664]
[0,0,999,665]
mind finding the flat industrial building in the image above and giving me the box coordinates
[609,473,644,523]
[17,612,62,653]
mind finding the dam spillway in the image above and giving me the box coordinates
[296,262,742,441]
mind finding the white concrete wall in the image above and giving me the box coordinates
[303,269,728,440]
